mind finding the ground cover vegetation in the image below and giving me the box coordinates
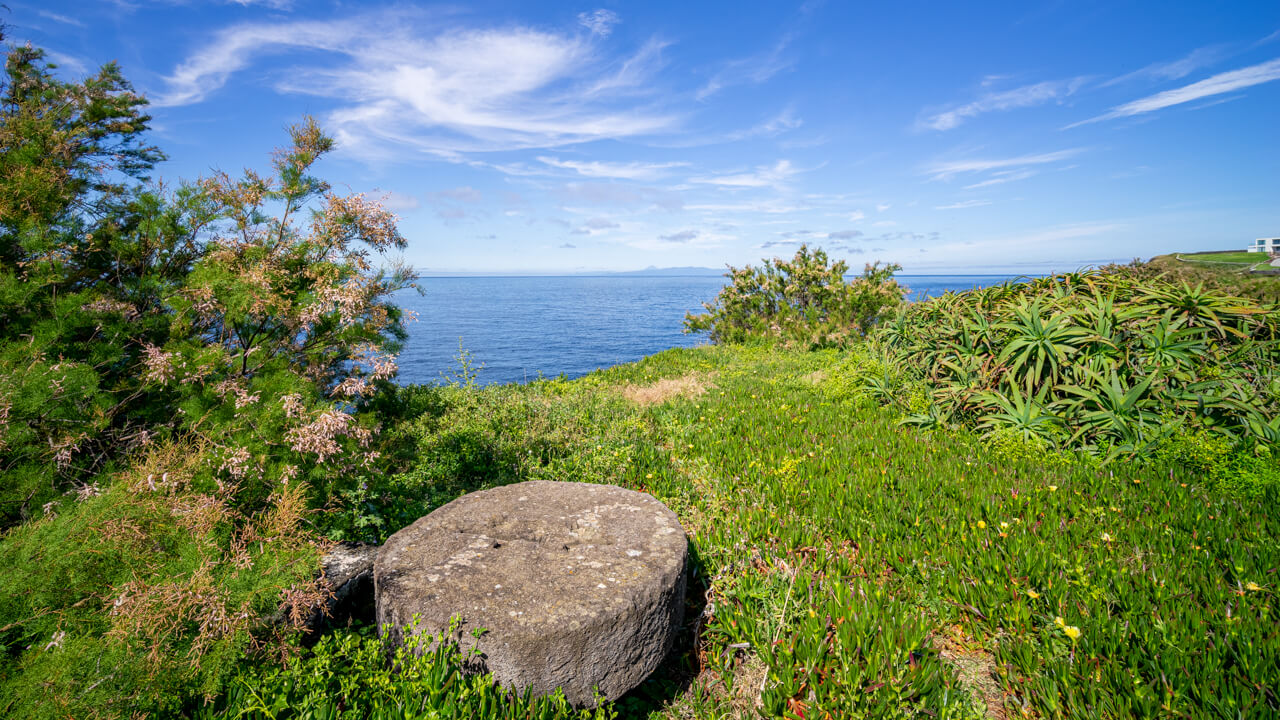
[3,29,1278,720]
[1145,253,1280,307]
[218,346,1279,719]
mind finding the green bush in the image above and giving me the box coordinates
[858,269,1279,464]
[0,37,414,717]
[685,245,906,347]
[202,622,615,720]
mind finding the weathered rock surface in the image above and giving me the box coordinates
[273,542,377,636]
[313,542,377,632]
[375,481,688,707]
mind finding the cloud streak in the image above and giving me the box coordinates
[1101,46,1222,87]
[690,160,800,188]
[154,11,677,158]
[1071,57,1280,126]
[925,148,1085,181]
[920,78,1086,131]
[696,33,794,101]
[537,156,688,180]
[936,199,992,210]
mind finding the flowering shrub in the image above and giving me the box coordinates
[685,245,906,347]
[0,36,416,718]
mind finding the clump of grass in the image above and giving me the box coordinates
[203,621,616,720]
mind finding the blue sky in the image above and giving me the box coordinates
[13,1,1280,273]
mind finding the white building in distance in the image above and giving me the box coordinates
[1248,237,1280,253]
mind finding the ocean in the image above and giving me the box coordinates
[393,274,1018,386]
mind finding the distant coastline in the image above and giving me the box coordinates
[411,268,1029,279]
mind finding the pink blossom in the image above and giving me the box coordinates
[141,344,176,384]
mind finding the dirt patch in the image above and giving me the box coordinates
[621,373,714,406]
[727,654,769,717]
[938,642,1009,720]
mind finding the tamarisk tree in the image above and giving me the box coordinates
[685,244,906,347]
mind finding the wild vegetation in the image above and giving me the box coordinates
[2,30,1278,720]
[0,37,417,717]
[214,346,1278,719]
[836,270,1279,479]
[1144,253,1280,306]
[684,245,906,347]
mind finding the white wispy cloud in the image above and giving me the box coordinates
[227,0,295,8]
[689,160,800,188]
[583,37,670,96]
[1070,57,1280,127]
[685,199,803,214]
[725,107,803,140]
[925,148,1085,181]
[44,51,88,74]
[1101,46,1222,87]
[696,33,794,101]
[920,77,1086,131]
[36,10,86,27]
[537,156,689,180]
[155,11,676,157]
[578,9,620,37]
[962,169,1037,189]
[936,199,992,210]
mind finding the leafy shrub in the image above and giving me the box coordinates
[1154,431,1280,496]
[0,37,414,717]
[861,269,1279,464]
[202,622,615,720]
[685,245,906,347]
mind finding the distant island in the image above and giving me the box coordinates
[413,266,726,278]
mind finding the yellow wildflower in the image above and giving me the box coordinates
[1246,581,1262,592]
[976,520,987,529]
[1054,616,1065,627]
[645,473,654,479]
[1048,485,1058,492]
[1000,522,1010,530]
[1064,625,1081,641]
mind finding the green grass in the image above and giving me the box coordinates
[1174,251,1269,266]
[214,344,1280,719]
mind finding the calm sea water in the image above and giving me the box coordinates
[394,274,1017,386]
